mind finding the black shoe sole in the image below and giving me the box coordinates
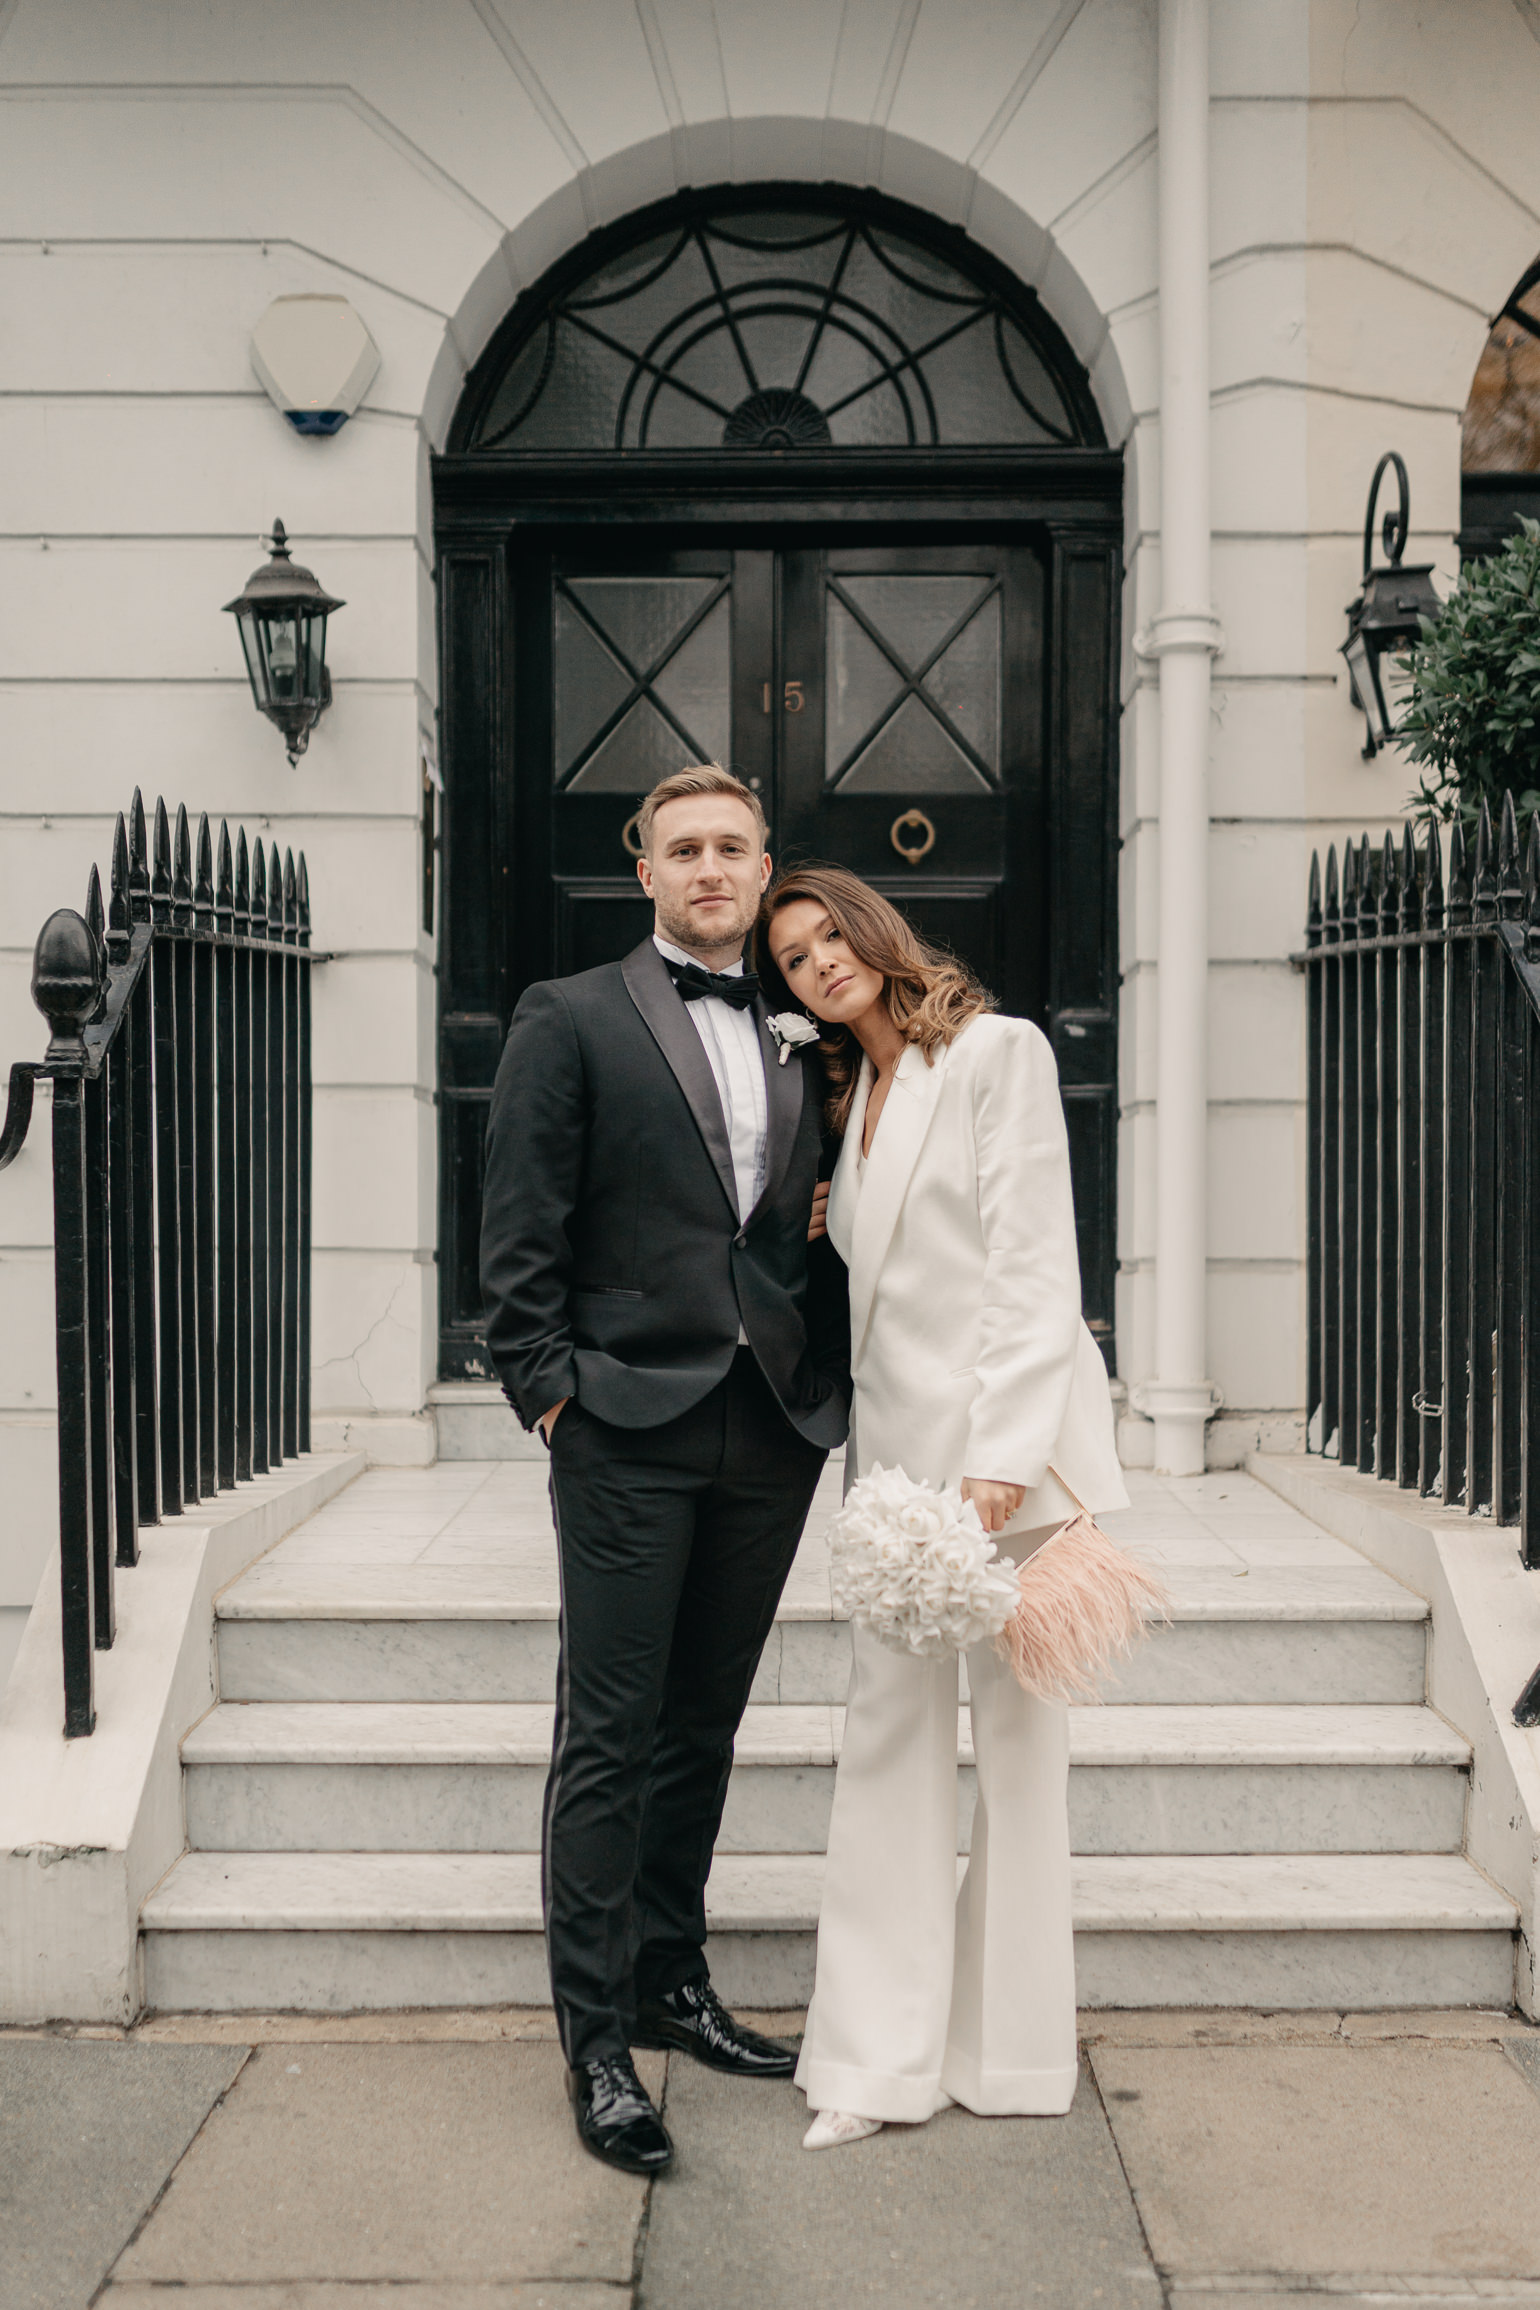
[632,2019,796,2077]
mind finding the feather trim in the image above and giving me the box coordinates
[996,1511,1170,1703]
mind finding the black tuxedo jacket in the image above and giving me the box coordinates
[479,938,850,1447]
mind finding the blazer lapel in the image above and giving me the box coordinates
[621,940,738,1218]
[747,1003,804,1224]
[848,1041,951,1354]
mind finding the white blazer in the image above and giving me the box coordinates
[826,1012,1128,1525]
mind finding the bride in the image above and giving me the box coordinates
[760,864,1128,2150]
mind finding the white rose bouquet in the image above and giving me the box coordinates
[827,1463,1020,1659]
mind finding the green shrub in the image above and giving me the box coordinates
[1396,516,1540,825]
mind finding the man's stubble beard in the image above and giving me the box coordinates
[652,886,761,957]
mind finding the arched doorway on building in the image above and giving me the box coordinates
[431,186,1123,1383]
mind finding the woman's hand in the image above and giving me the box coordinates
[808,1180,830,1243]
[961,1477,1026,1535]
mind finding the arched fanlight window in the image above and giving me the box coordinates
[454,190,1102,454]
[1460,253,1540,561]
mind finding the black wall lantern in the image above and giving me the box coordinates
[224,520,344,764]
[1340,452,1443,758]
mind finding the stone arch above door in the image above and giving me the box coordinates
[420,121,1136,463]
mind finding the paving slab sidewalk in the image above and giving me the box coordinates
[643,2055,1160,2310]
[0,2041,246,2310]
[1090,2038,1540,2310]
[109,2043,665,2294]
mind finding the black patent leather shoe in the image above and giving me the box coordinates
[568,2055,674,2176]
[633,1979,797,2077]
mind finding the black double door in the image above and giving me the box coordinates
[438,513,1119,1381]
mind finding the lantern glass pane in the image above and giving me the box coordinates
[267,615,302,702]
[1343,628,1371,718]
[234,609,266,708]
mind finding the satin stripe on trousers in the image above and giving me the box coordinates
[544,1349,826,2065]
[796,1525,1078,2122]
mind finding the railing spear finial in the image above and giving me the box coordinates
[172,804,193,930]
[1324,843,1339,935]
[282,849,297,946]
[215,822,234,936]
[1447,815,1470,923]
[268,841,284,938]
[194,814,215,932]
[1473,796,1498,923]
[150,798,173,926]
[1526,813,1540,962]
[234,826,251,935]
[1380,829,1398,933]
[107,814,131,963]
[251,833,267,924]
[1399,819,1420,934]
[297,854,310,947]
[128,790,151,926]
[1499,791,1524,919]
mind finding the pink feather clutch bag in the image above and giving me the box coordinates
[996,1506,1170,1703]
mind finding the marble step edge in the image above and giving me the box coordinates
[215,1562,1428,1625]
[140,1849,1517,1936]
[181,1699,1470,1770]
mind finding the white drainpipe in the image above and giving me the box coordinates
[1139,0,1222,1474]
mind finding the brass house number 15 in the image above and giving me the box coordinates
[762,681,805,713]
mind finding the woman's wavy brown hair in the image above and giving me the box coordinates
[758,862,995,1136]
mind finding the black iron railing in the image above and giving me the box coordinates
[1299,792,1540,1724]
[0,793,317,1736]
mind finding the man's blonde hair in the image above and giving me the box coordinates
[636,763,767,858]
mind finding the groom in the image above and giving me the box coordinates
[480,764,850,2176]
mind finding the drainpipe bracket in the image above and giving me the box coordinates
[1134,610,1224,661]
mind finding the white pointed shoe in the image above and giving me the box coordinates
[802,2108,884,2151]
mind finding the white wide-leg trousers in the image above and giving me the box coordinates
[795,1541,1078,2122]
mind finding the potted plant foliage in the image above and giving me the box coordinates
[1397,516,1540,825]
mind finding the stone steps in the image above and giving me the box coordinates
[131,1461,1521,2014]
[140,1848,1519,2014]
[215,1561,1429,1707]
[181,1698,1471,1857]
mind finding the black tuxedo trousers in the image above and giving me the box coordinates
[545,1352,825,2061]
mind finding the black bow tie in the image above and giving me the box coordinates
[667,959,761,1010]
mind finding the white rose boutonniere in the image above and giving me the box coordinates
[766,1011,821,1066]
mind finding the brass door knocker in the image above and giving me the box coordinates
[889,808,936,865]
[621,812,644,858]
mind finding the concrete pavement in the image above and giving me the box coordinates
[5,2009,1540,2310]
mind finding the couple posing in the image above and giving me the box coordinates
[479,764,1125,2175]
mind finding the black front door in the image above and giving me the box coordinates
[532,533,1045,1011]
[438,511,1118,1382]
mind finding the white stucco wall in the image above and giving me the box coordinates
[0,0,1537,1669]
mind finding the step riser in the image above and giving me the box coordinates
[140,1923,1515,2016]
[215,1617,1429,1708]
[183,1759,1469,1858]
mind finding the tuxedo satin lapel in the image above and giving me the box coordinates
[621,941,738,1217]
[748,1004,803,1221]
[848,1043,949,1353]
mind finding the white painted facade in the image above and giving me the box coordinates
[1,0,1537,1681]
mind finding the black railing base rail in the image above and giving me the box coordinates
[1,794,318,1737]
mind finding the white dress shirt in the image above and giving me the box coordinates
[652,934,768,1223]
